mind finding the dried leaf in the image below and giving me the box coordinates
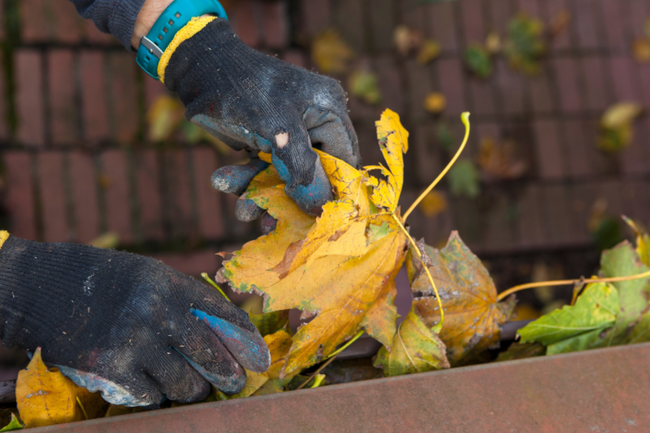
[518,282,619,355]
[477,137,527,180]
[393,26,423,56]
[548,9,571,39]
[16,348,89,428]
[485,31,501,54]
[447,160,480,199]
[146,95,185,142]
[423,92,447,114]
[633,38,650,63]
[464,45,492,78]
[409,233,514,363]
[311,30,355,74]
[601,102,643,129]
[418,191,447,218]
[373,306,449,376]
[222,110,410,378]
[349,69,381,105]
[416,40,441,64]
[504,14,546,76]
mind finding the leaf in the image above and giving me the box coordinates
[418,191,447,218]
[601,102,643,129]
[633,38,650,63]
[548,8,571,39]
[447,159,480,199]
[623,216,650,267]
[146,95,185,142]
[222,109,410,378]
[416,40,441,64]
[373,306,449,376]
[464,45,492,78]
[0,414,23,432]
[423,92,447,114]
[409,234,514,363]
[599,241,650,345]
[264,330,293,380]
[495,342,545,362]
[485,31,501,54]
[249,310,290,337]
[504,14,546,76]
[518,282,619,355]
[219,371,269,399]
[311,30,355,74]
[16,348,89,428]
[393,26,423,56]
[624,309,650,345]
[477,137,527,180]
[349,69,381,105]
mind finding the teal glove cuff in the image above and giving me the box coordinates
[136,0,228,80]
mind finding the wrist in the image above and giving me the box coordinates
[132,0,175,49]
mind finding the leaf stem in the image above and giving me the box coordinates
[201,272,231,302]
[402,112,471,222]
[76,396,89,420]
[391,214,445,332]
[496,269,650,301]
[296,330,365,391]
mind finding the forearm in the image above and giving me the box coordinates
[131,0,175,49]
[68,0,147,49]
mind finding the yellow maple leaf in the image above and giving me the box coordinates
[311,30,355,74]
[16,347,105,428]
[222,110,410,378]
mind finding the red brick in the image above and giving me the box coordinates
[627,180,650,225]
[621,122,650,177]
[494,59,525,117]
[356,124,383,173]
[344,59,378,123]
[473,122,499,162]
[37,152,68,243]
[52,0,82,43]
[0,54,7,141]
[375,55,404,118]
[401,0,426,33]
[84,19,116,45]
[281,50,307,68]
[108,53,139,143]
[468,79,497,117]
[459,0,486,43]
[163,150,195,239]
[144,74,168,109]
[3,152,36,240]
[0,0,4,39]
[134,150,164,241]
[562,119,593,179]
[261,1,288,49]
[101,150,133,244]
[15,50,45,148]
[405,60,432,123]
[533,119,564,180]
[299,0,331,38]
[398,189,451,249]
[19,0,49,42]
[369,0,394,53]
[635,63,650,108]
[192,148,224,240]
[637,118,650,171]
[515,184,545,250]
[599,0,627,51]
[48,50,78,146]
[567,181,596,247]
[80,51,110,145]
[449,197,483,251]
[334,0,366,53]
[579,56,610,112]
[609,56,639,101]
[436,58,467,116]
[69,152,100,244]
[599,179,624,219]
[413,124,442,185]
[581,117,614,176]
[552,58,582,114]
[545,0,572,52]
[528,64,556,114]
[515,0,541,17]
[488,0,512,33]
[482,190,514,253]
[540,183,573,248]
[628,0,649,40]
[428,2,459,52]
[231,0,260,47]
[149,249,219,277]
[573,0,601,50]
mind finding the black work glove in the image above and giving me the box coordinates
[160,17,360,221]
[0,233,269,407]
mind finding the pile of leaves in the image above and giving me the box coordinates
[5,110,650,430]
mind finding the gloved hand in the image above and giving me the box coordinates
[0,232,269,407]
[158,16,360,221]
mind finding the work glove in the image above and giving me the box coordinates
[0,232,269,407]
[159,16,360,221]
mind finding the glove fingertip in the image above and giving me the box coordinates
[235,197,265,222]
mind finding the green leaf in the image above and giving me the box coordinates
[503,14,546,76]
[518,282,619,354]
[0,414,23,432]
[373,306,449,376]
[624,310,650,345]
[448,160,480,199]
[599,241,650,345]
[464,45,492,78]
[249,310,290,337]
[495,342,545,362]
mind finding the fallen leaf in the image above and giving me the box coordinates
[477,137,527,180]
[222,110,410,378]
[373,306,450,376]
[264,330,293,380]
[504,13,546,76]
[447,159,480,199]
[146,95,185,142]
[624,309,650,345]
[423,92,447,114]
[88,232,119,249]
[485,31,501,54]
[349,69,381,105]
[218,371,269,399]
[16,348,89,428]
[495,342,545,362]
[393,25,423,56]
[436,123,456,152]
[633,38,650,63]
[623,216,650,267]
[409,234,515,363]
[311,30,355,74]
[0,413,23,432]
[416,40,441,64]
[518,282,619,355]
[601,102,643,129]
[249,310,290,337]
[464,44,492,78]
[548,9,571,39]
[418,191,447,218]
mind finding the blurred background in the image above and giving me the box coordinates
[0,0,649,320]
